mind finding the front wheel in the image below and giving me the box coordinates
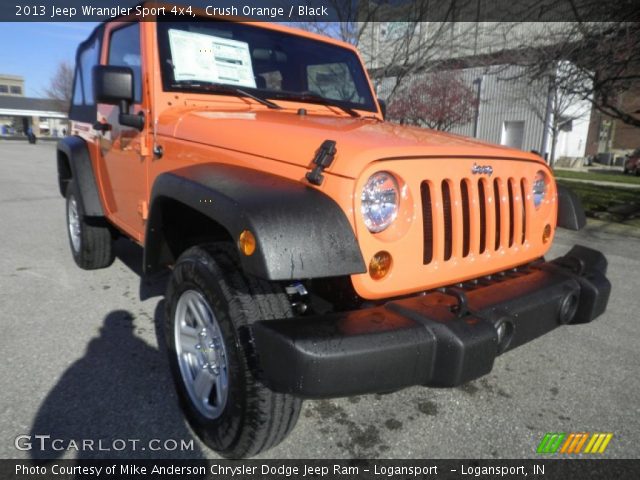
[65,180,114,269]
[164,243,301,458]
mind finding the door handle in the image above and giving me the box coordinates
[93,121,112,133]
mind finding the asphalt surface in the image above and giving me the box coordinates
[1,140,639,460]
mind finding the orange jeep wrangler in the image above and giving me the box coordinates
[57,8,611,458]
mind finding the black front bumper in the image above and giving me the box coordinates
[252,245,611,398]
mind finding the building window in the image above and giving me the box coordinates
[0,85,8,93]
[10,85,22,94]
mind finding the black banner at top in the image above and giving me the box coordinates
[2,0,639,22]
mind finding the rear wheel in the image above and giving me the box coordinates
[165,243,301,458]
[65,180,114,270]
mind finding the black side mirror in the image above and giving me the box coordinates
[378,98,386,120]
[93,65,144,131]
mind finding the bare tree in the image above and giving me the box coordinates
[295,0,639,128]
[45,61,74,113]
[545,73,591,165]
[502,19,640,128]
[293,0,482,103]
[387,71,478,131]
[500,62,591,164]
[292,2,362,46]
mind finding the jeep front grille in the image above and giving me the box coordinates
[421,177,529,265]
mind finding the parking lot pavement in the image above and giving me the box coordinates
[1,140,639,460]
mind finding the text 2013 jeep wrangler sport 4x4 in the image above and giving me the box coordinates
[57,7,611,458]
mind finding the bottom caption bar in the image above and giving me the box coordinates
[3,459,640,480]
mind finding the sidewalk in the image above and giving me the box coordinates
[0,136,60,142]
[556,176,640,190]
[581,217,640,237]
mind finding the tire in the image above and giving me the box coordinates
[165,243,301,458]
[65,180,115,270]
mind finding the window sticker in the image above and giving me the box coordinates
[168,29,256,88]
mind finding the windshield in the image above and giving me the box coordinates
[157,18,377,112]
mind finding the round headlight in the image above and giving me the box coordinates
[361,172,400,233]
[532,170,548,208]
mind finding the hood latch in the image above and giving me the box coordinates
[306,140,337,186]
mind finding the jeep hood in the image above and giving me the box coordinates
[159,109,543,179]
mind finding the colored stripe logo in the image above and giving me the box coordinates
[537,433,613,454]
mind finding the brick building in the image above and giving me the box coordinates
[585,82,640,158]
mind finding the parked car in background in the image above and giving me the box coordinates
[623,148,640,175]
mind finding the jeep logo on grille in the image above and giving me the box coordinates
[471,163,493,176]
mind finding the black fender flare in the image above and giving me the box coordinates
[56,136,104,217]
[144,164,366,280]
[556,184,586,231]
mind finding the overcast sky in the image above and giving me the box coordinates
[0,22,98,97]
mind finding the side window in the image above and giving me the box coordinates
[72,35,100,107]
[306,63,362,103]
[108,23,142,103]
[72,68,83,104]
[257,70,282,90]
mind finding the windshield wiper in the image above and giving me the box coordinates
[170,81,282,110]
[268,92,360,117]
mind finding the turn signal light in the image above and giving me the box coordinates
[542,224,552,244]
[369,251,392,280]
[238,230,256,256]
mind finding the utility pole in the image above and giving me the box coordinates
[540,73,555,164]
